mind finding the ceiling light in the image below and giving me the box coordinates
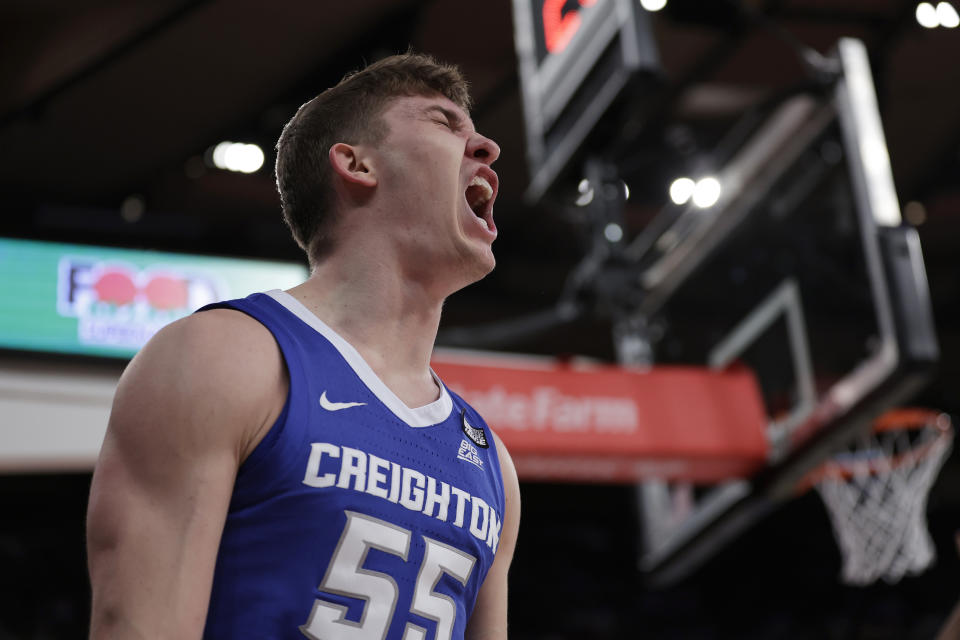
[903,201,927,226]
[937,1,959,27]
[640,0,668,11]
[604,223,624,242]
[575,178,595,206]
[916,2,939,27]
[692,177,722,208]
[120,195,145,223]
[211,141,265,174]
[669,177,695,205]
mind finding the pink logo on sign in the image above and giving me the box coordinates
[57,258,222,349]
[91,270,189,310]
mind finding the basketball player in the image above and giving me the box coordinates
[86,53,520,639]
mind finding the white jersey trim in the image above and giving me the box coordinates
[265,289,453,428]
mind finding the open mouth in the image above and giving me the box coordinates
[465,175,495,232]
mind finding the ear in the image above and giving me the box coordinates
[329,142,377,188]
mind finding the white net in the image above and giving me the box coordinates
[814,411,953,586]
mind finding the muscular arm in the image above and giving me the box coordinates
[86,310,286,639]
[466,431,521,640]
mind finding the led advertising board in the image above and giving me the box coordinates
[0,237,308,359]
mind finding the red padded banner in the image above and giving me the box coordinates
[431,350,770,483]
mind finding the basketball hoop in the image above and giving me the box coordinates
[806,408,953,586]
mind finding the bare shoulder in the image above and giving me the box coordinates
[491,429,521,554]
[137,307,281,374]
[487,429,520,558]
[490,430,520,532]
[464,428,520,640]
[110,308,287,462]
[87,308,286,634]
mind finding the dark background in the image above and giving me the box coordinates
[2,0,959,637]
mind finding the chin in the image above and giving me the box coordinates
[471,244,496,277]
[449,248,495,292]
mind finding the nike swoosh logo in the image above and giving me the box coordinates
[319,391,367,411]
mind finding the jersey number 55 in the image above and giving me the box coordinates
[300,511,477,640]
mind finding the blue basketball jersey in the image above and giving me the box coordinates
[200,290,506,640]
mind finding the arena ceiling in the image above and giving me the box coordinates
[1,0,958,375]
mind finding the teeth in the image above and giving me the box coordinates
[468,175,493,206]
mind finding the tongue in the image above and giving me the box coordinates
[465,185,485,215]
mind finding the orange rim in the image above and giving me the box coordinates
[796,408,952,492]
[873,408,951,433]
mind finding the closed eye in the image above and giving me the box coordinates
[423,105,466,132]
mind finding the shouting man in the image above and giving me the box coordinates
[86,53,520,639]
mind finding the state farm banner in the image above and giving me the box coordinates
[431,350,770,483]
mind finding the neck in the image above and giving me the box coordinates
[286,246,448,407]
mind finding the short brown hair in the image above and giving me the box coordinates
[275,52,472,265]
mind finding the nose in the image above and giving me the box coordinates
[466,131,500,165]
